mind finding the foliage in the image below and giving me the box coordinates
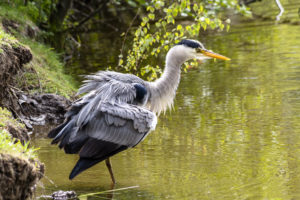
[0,0,251,81]
[0,108,38,160]
[118,0,251,80]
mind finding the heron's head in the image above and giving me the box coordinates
[173,39,230,62]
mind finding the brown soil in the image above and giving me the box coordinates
[0,18,70,200]
[0,22,70,128]
[17,93,71,128]
[0,153,44,200]
[5,119,29,143]
[0,42,32,110]
[2,18,38,39]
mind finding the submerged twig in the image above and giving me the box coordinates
[78,185,139,198]
[275,0,284,21]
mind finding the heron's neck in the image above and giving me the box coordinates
[148,50,185,114]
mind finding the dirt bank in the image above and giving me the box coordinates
[0,18,71,200]
[0,42,32,107]
[0,153,44,200]
[0,36,70,129]
[17,93,71,128]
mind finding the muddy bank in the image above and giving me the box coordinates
[0,37,70,129]
[0,153,44,200]
[0,42,32,107]
[0,107,29,143]
[0,18,72,200]
[15,93,71,129]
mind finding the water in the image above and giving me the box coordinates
[33,17,300,200]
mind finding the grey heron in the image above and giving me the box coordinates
[48,39,230,184]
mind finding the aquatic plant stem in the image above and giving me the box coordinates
[78,185,139,198]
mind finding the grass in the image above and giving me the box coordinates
[19,38,77,98]
[0,107,38,160]
[0,3,35,27]
[0,129,39,160]
[0,28,18,46]
[0,107,25,131]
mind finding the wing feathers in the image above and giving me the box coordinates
[69,144,127,180]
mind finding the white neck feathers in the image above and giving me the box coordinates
[148,46,192,114]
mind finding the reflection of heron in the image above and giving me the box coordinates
[48,39,230,184]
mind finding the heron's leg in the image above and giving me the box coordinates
[105,158,116,184]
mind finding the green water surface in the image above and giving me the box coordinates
[34,17,300,200]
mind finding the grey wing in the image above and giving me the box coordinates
[49,71,156,150]
[76,102,157,149]
[49,101,157,158]
[75,71,148,126]
[77,71,146,96]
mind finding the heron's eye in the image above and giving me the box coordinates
[196,48,203,53]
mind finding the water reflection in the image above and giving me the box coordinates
[34,19,300,199]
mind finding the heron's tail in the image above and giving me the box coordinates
[69,158,103,179]
[69,142,128,180]
[48,120,69,139]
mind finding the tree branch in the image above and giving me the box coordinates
[62,3,104,33]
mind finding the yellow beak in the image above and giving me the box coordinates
[202,50,231,61]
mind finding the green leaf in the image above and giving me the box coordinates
[143,28,148,34]
[172,9,178,17]
[177,24,183,31]
[193,4,198,12]
[226,24,230,32]
[148,13,155,20]
[205,18,210,25]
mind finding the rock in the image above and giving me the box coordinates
[39,190,78,200]
[51,190,78,200]
[17,93,71,126]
